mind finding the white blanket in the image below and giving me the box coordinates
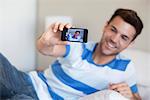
[79,90,129,100]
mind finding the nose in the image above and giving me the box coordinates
[110,34,120,43]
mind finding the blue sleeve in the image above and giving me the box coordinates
[130,84,138,93]
[63,45,70,57]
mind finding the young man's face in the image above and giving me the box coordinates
[75,32,80,35]
[99,16,136,56]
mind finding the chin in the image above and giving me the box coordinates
[102,50,118,56]
[102,50,112,55]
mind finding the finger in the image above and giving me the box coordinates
[59,23,65,31]
[109,83,127,90]
[109,84,119,90]
[59,23,72,31]
[115,87,133,99]
[120,83,128,87]
[65,23,72,29]
[116,87,128,92]
[53,22,60,32]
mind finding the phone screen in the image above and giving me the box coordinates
[61,28,88,43]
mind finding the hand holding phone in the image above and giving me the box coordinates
[61,28,88,43]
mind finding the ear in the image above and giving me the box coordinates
[104,21,109,28]
[103,21,109,32]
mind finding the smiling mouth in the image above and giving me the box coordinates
[106,41,117,49]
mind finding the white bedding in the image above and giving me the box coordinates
[79,90,129,100]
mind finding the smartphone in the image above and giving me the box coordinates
[61,28,88,43]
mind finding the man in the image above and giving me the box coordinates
[66,31,82,42]
[72,31,80,39]
[0,8,143,100]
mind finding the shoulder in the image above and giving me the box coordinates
[116,53,135,72]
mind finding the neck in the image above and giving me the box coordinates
[93,44,116,65]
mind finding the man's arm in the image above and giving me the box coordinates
[109,83,141,100]
[37,22,72,57]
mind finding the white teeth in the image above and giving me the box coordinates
[107,42,115,48]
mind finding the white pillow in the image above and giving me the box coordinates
[138,84,150,100]
[121,48,150,86]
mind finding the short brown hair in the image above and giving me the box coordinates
[108,8,143,41]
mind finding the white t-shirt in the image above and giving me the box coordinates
[29,42,138,100]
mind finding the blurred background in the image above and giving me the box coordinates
[0,0,150,71]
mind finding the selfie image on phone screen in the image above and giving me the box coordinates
[61,28,88,43]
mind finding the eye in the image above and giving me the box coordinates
[121,35,129,41]
[110,27,117,33]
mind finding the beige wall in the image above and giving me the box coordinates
[37,0,150,67]
[148,0,150,51]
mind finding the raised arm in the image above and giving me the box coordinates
[37,22,72,57]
